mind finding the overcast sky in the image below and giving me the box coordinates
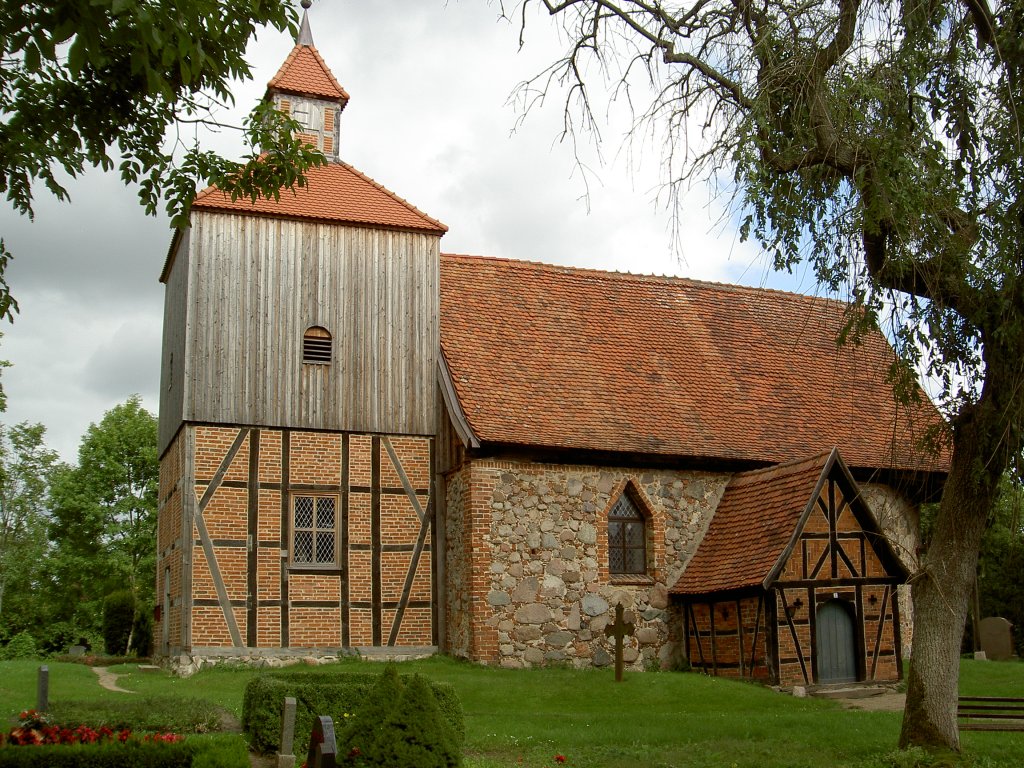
[0,1,816,462]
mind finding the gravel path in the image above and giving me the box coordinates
[90,666,134,694]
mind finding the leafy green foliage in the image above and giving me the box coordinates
[370,673,461,768]
[0,421,58,636]
[49,396,158,632]
[976,479,1024,657]
[0,630,37,660]
[242,667,463,758]
[0,0,326,319]
[103,591,136,656]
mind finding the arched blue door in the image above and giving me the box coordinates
[817,600,858,684]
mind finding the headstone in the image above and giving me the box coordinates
[68,645,86,657]
[603,603,635,682]
[37,665,49,712]
[979,616,1015,661]
[305,715,336,768]
[277,697,297,768]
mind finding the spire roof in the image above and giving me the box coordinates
[267,43,348,103]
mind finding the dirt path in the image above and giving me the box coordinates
[839,692,906,712]
[90,666,134,694]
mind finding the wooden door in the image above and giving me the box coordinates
[817,600,857,684]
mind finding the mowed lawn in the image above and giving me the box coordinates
[1,656,1021,767]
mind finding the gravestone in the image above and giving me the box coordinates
[979,616,1015,661]
[603,603,636,682]
[37,665,49,712]
[68,645,86,657]
[305,715,337,768]
[278,697,297,768]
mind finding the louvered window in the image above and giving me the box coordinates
[292,495,337,567]
[303,326,332,364]
[608,492,647,574]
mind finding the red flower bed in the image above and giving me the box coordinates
[1,710,182,748]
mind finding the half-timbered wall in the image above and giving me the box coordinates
[158,213,441,455]
[684,596,772,680]
[157,424,434,655]
[772,472,903,686]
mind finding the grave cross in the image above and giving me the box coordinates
[604,603,635,682]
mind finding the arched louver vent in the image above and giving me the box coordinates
[303,326,332,364]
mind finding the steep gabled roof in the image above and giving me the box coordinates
[438,254,947,475]
[190,160,447,234]
[267,43,349,104]
[670,452,832,595]
[669,448,909,596]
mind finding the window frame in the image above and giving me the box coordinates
[290,493,340,570]
[607,490,648,576]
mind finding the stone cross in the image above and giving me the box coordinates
[604,603,635,682]
[277,696,297,768]
[37,665,49,712]
[305,715,337,768]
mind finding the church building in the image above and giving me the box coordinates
[155,10,947,687]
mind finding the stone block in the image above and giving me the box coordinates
[546,631,573,647]
[593,646,611,667]
[578,522,597,545]
[649,583,669,609]
[524,647,545,664]
[582,594,609,616]
[567,603,582,631]
[514,625,542,642]
[487,590,511,606]
[515,603,551,624]
[512,577,539,603]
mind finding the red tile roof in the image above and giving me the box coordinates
[669,453,831,595]
[439,254,947,474]
[191,161,447,234]
[267,44,349,103]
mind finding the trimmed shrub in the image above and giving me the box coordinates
[103,591,136,656]
[0,734,246,768]
[242,668,463,758]
[370,674,460,768]
[336,665,404,763]
[0,631,38,660]
[0,740,192,768]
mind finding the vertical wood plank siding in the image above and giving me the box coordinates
[158,231,191,453]
[170,213,439,445]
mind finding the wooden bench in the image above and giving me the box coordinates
[958,696,1024,731]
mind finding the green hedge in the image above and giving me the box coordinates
[0,734,248,768]
[242,668,463,757]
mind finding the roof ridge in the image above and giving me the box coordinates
[440,252,847,308]
[727,451,834,485]
[341,161,448,232]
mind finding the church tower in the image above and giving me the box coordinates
[155,5,446,662]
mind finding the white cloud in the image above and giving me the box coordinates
[0,1,787,460]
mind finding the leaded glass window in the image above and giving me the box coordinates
[292,495,337,567]
[608,492,646,574]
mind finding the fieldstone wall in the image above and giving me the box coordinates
[860,483,921,657]
[444,459,728,670]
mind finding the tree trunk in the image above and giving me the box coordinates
[899,385,1009,751]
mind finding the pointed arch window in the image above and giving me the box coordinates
[303,326,332,364]
[608,488,648,575]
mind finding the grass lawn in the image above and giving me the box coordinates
[0,656,1021,767]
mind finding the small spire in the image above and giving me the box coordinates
[297,1,314,46]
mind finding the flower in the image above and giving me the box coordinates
[554,755,567,764]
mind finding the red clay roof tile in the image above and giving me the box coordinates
[439,254,947,474]
[267,44,349,102]
[191,161,447,233]
[670,453,832,595]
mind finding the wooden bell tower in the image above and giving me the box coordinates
[154,4,447,662]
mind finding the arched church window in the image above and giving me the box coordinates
[303,326,332,364]
[608,488,648,575]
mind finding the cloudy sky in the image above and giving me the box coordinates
[0,1,815,461]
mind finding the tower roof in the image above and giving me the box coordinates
[189,160,447,234]
[267,43,349,104]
